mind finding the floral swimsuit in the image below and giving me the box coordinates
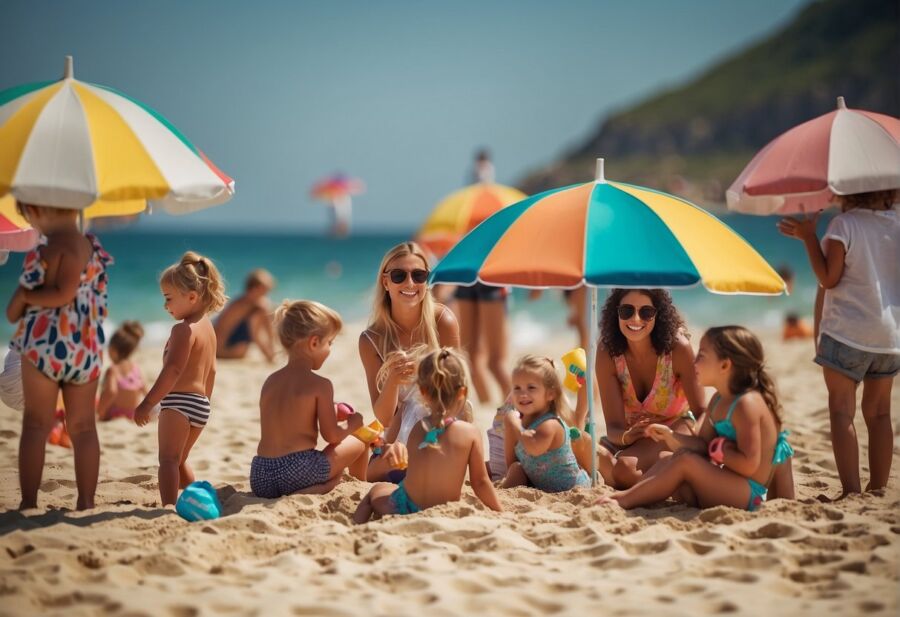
[10,234,113,384]
[614,352,693,429]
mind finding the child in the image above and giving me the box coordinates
[134,252,225,506]
[5,202,113,510]
[215,268,277,362]
[779,190,899,495]
[354,348,502,522]
[250,300,369,498]
[599,326,794,511]
[500,355,591,492]
[97,321,146,421]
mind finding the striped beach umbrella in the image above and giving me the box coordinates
[417,182,527,258]
[727,97,900,215]
[431,159,785,485]
[0,56,234,215]
[310,174,365,202]
[0,205,38,252]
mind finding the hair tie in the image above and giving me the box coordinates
[439,349,450,360]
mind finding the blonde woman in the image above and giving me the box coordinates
[359,242,460,482]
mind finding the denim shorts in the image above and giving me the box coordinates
[815,334,900,382]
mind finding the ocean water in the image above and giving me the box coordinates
[0,213,826,346]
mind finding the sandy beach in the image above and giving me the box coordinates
[1,324,898,617]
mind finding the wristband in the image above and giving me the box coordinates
[708,436,726,465]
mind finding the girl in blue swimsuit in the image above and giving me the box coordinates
[501,355,591,493]
[599,326,793,512]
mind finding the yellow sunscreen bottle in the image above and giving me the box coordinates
[561,347,587,392]
[352,419,384,444]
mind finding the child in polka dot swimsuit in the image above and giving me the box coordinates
[6,202,113,511]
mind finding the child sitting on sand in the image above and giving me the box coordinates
[250,300,369,498]
[779,190,899,495]
[7,202,113,510]
[98,321,147,421]
[353,348,502,522]
[215,268,277,362]
[500,355,590,492]
[599,326,794,511]
[135,252,225,506]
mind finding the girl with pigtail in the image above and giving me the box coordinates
[599,326,795,511]
[135,252,227,505]
[354,348,501,523]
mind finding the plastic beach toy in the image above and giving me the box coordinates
[176,480,222,521]
[352,419,384,444]
[561,347,587,392]
[335,402,355,421]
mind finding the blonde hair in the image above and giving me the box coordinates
[512,354,575,426]
[838,189,897,213]
[160,251,227,314]
[417,348,472,438]
[367,242,439,359]
[245,268,275,291]
[375,343,430,393]
[703,326,782,424]
[274,300,342,349]
[108,321,144,360]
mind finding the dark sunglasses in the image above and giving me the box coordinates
[385,268,429,284]
[617,304,657,321]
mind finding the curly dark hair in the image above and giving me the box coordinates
[599,289,685,357]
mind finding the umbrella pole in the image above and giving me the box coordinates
[586,286,599,485]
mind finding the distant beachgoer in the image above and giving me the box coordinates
[782,312,813,342]
[359,242,460,482]
[472,147,495,184]
[353,348,501,522]
[598,326,794,512]
[591,289,706,489]
[97,321,147,421]
[250,300,368,498]
[776,264,796,295]
[500,355,590,493]
[215,269,277,363]
[778,189,899,496]
[7,201,113,511]
[135,252,225,506]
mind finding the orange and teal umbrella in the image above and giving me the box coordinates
[0,56,233,215]
[417,182,526,258]
[430,159,785,485]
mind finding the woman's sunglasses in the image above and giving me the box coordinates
[385,268,429,284]
[617,304,657,321]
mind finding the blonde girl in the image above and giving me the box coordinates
[501,355,591,492]
[135,252,226,505]
[354,348,501,522]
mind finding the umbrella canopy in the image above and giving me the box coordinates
[417,182,527,258]
[431,158,785,485]
[0,56,234,214]
[0,205,38,252]
[727,97,900,215]
[310,174,366,202]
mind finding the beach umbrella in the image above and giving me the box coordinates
[310,173,366,202]
[430,158,786,485]
[0,56,234,216]
[417,182,527,258]
[727,97,900,215]
[0,203,39,252]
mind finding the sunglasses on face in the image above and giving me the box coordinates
[617,304,657,321]
[385,268,429,284]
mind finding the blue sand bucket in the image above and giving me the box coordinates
[176,480,222,521]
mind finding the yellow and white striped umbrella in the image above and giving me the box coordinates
[0,56,233,215]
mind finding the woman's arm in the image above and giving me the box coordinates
[359,332,406,426]
[436,304,461,349]
[595,348,630,445]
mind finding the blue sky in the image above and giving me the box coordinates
[2,0,807,232]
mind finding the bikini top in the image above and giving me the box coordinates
[614,352,689,419]
[116,363,144,391]
[710,393,793,465]
[418,416,456,449]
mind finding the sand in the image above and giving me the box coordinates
[1,324,898,617]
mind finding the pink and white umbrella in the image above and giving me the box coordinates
[727,97,900,215]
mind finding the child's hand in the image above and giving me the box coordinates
[644,423,673,443]
[346,413,364,432]
[777,211,821,241]
[384,442,408,470]
[503,409,523,431]
[134,403,152,427]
